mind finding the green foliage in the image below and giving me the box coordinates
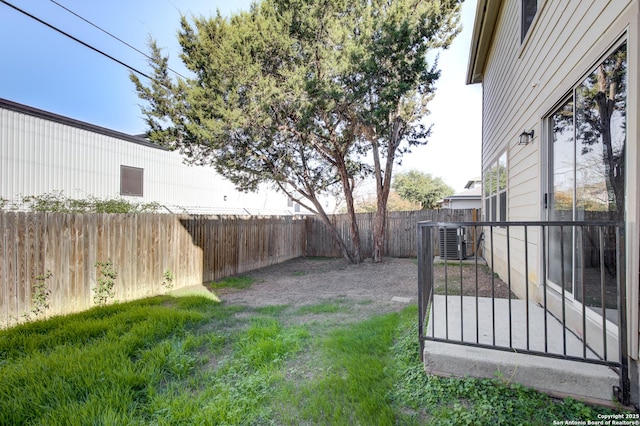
[353,190,422,213]
[289,312,400,424]
[93,260,117,306]
[132,0,462,263]
[31,270,52,317]
[393,170,454,209]
[295,300,350,315]
[0,296,211,426]
[162,269,174,290]
[209,275,254,290]
[390,306,618,425]
[0,292,621,425]
[17,191,160,213]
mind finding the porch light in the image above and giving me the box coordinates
[518,129,534,145]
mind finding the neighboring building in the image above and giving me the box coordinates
[0,98,298,215]
[440,178,482,209]
[467,0,639,406]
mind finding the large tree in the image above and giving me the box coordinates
[131,0,461,263]
[393,170,454,209]
[345,0,461,261]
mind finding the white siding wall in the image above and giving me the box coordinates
[0,104,290,213]
[479,0,639,359]
[448,198,481,209]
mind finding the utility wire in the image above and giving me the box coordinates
[49,0,188,80]
[0,0,152,80]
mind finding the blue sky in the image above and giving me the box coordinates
[0,0,481,191]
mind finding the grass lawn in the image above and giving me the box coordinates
[0,289,621,425]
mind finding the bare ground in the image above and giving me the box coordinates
[212,257,513,321]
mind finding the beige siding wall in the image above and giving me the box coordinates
[483,0,635,221]
[479,0,639,358]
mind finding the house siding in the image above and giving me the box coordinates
[481,0,636,265]
[0,99,290,213]
[472,0,640,400]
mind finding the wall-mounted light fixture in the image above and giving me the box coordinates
[223,195,227,201]
[518,129,535,146]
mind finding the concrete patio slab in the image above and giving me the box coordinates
[423,295,620,405]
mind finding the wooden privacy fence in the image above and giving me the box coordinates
[0,212,306,328]
[306,209,479,258]
[0,209,477,327]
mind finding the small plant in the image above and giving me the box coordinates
[162,269,174,290]
[31,270,52,316]
[93,260,117,306]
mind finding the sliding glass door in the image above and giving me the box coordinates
[547,42,626,318]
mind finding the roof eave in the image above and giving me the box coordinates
[466,0,503,85]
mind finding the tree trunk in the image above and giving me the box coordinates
[336,157,362,263]
[276,181,358,263]
[371,117,403,263]
[372,190,387,262]
[316,207,357,263]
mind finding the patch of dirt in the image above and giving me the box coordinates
[213,257,513,321]
[215,257,417,320]
[433,263,514,299]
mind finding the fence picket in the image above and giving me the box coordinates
[0,209,477,327]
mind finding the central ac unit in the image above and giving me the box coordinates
[438,226,466,260]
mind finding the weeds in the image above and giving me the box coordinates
[94,260,117,305]
[209,275,254,290]
[295,299,350,315]
[162,268,174,290]
[31,270,52,316]
[0,295,622,425]
[15,190,160,213]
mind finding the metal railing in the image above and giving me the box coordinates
[417,220,629,405]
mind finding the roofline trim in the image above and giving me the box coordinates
[466,0,503,85]
[0,98,166,151]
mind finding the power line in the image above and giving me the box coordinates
[0,0,152,80]
[49,0,188,80]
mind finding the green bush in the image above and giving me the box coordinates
[17,191,159,213]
